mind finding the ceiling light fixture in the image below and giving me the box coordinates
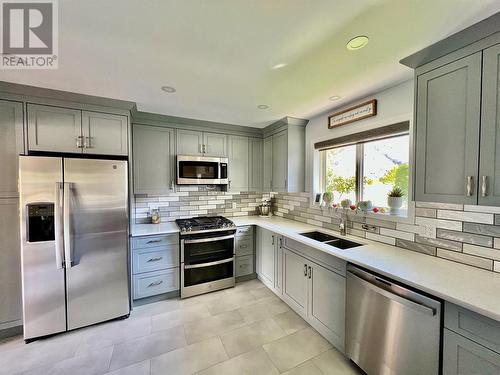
[257,105,269,109]
[161,86,176,93]
[329,95,341,101]
[346,35,369,51]
[271,63,287,69]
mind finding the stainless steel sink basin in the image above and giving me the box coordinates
[299,231,362,249]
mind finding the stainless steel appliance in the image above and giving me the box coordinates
[176,155,228,185]
[19,156,130,341]
[177,216,236,298]
[346,265,441,375]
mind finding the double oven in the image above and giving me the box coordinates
[180,228,236,298]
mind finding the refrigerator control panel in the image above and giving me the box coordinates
[27,203,55,242]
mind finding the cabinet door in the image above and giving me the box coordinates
[282,248,308,317]
[263,137,273,191]
[0,198,22,328]
[82,111,128,156]
[272,130,288,192]
[248,138,263,191]
[204,132,227,156]
[308,263,345,350]
[0,100,23,198]
[133,125,175,194]
[257,228,275,289]
[27,104,82,153]
[275,236,283,294]
[479,43,500,206]
[228,135,249,191]
[443,329,500,375]
[177,129,203,155]
[415,53,482,204]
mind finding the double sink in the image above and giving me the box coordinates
[299,231,362,250]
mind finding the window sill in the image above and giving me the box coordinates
[311,202,415,224]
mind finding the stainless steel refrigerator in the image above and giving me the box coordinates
[19,156,130,341]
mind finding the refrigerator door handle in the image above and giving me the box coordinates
[54,182,65,269]
[63,182,73,268]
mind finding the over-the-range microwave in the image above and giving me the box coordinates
[176,155,228,185]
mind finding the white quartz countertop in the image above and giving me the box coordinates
[132,216,500,321]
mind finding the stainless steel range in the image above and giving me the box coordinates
[176,216,236,298]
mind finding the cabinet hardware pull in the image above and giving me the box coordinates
[304,264,308,277]
[481,176,488,197]
[205,144,208,153]
[271,235,275,246]
[308,266,312,279]
[84,136,92,148]
[147,257,163,262]
[279,237,282,248]
[76,136,84,148]
[147,239,162,244]
[240,244,247,248]
[147,280,163,287]
[228,180,231,189]
[466,176,474,197]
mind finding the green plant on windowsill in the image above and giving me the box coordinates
[387,186,404,213]
[387,186,404,197]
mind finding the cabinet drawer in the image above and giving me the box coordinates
[283,237,346,276]
[236,226,253,237]
[133,268,179,299]
[445,302,500,354]
[236,255,254,277]
[132,246,179,274]
[132,234,178,249]
[236,237,254,256]
[443,328,500,375]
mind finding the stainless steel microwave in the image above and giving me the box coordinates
[176,155,228,185]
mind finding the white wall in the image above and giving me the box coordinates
[305,80,414,193]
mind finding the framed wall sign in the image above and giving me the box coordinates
[328,99,377,129]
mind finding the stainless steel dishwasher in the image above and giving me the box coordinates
[346,265,441,375]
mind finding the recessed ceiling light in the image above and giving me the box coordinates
[161,86,176,93]
[257,104,269,109]
[346,36,369,51]
[271,63,287,69]
[329,95,341,101]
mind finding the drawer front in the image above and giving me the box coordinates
[133,268,179,299]
[236,255,254,277]
[133,245,179,274]
[133,234,179,249]
[236,236,254,256]
[236,225,253,237]
[445,302,500,354]
[283,237,346,276]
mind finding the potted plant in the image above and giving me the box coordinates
[387,186,404,213]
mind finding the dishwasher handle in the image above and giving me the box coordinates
[347,270,437,316]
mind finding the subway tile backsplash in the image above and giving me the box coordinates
[133,189,500,273]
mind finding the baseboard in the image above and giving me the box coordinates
[236,273,257,283]
[132,290,180,308]
[0,324,23,340]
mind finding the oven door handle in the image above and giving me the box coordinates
[184,257,234,269]
[183,234,234,244]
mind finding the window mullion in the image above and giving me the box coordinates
[356,144,364,202]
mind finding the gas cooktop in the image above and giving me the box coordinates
[175,216,236,233]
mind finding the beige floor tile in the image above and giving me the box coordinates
[0,334,25,353]
[197,347,280,375]
[282,360,323,375]
[312,349,362,375]
[248,286,275,301]
[205,290,257,315]
[20,346,113,375]
[151,304,210,332]
[184,310,245,344]
[272,310,308,335]
[238,297,290,324]
[220,317,287,358]
[151,337,228,375]
[105,360,151,375]
[263,327,332,372]
[109,325,186,371]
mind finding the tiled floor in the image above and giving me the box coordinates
[0,279,361,375]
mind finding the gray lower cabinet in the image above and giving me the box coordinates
[248,138,263,191]
[133,125,175,194]
[235,225,255,278]
[415,52,482,204]
[228,135,249,191]
[0,100,23,198]
[256,227,282,293]
[131,233,180,300]
[82,111,128,156]
[282,248,308,317]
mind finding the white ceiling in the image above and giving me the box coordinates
[1,0,500,127]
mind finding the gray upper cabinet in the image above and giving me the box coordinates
[0,100,23,198]
[249,137,263,191]
[133,125,175,195]
[176,129,204,155]
[82,111,128,156]
[227,135,249,191]
[415,52,482,204]
[204,132,227,157]
[272,130,288,192]
[28,104,82,153]
[263,137,273,192]
[479,43,500,206]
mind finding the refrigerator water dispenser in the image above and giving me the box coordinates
[26,203,55,242]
